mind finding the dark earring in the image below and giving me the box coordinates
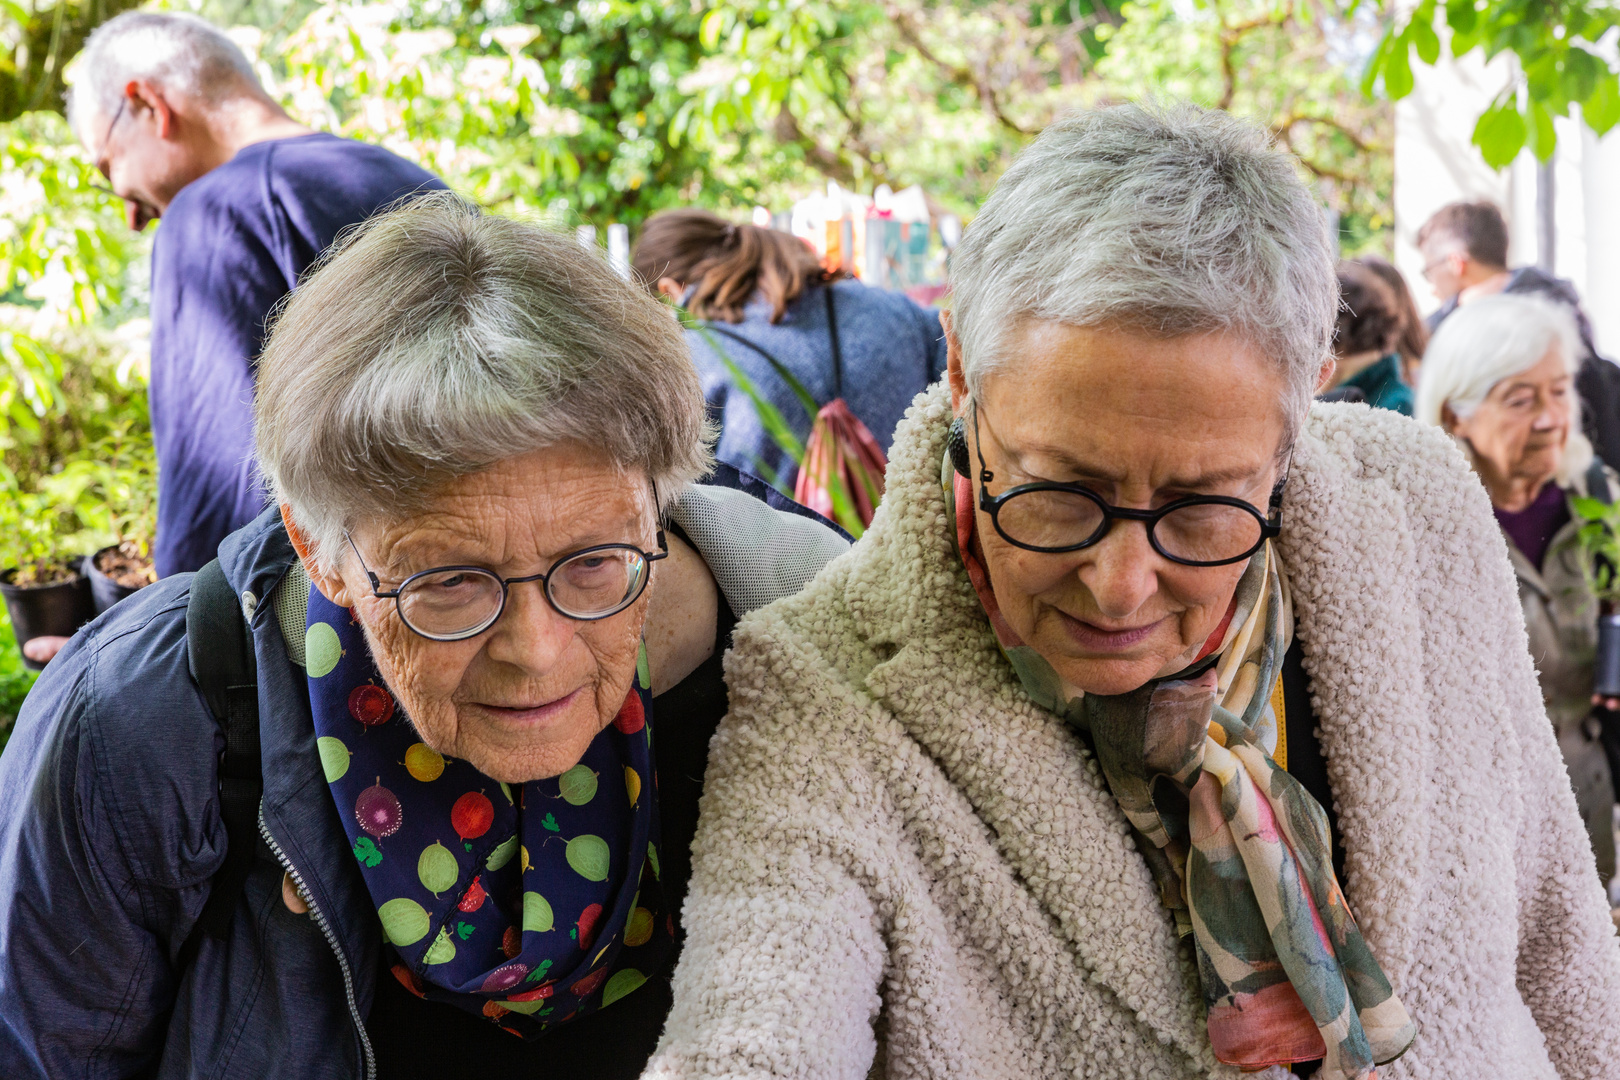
[947,417,971,478]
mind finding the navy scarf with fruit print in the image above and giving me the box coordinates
[304,587,672,1036]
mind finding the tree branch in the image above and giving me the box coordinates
[887,6,1034,136]
[773,104,860,187]
[1274,111,1382,155]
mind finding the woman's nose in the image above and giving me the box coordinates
[1533,400,1566,431]
[483,581,576,672]
[1075,521,1162,619]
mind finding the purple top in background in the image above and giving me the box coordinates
[1495,481,1571,572]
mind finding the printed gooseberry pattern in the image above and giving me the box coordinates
[304,589,671,1037]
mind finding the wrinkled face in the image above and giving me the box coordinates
[313,444,656,784]
[1447,343,1571,495]
[953,320,1290,696]
[81,95,201,230]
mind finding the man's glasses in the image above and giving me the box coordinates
[345,505,669,641]
[968,402,1284,568]
[93,97,127,184]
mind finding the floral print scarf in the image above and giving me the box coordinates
[305,587,673,1036]
[944,455,1415,1079]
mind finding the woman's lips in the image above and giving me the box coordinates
[473,686,584,729]
[1057,610,1164,652]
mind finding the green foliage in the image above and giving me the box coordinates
[0,0,145,123]
[0,607,38,739]
[1100,0,1392,251]
[249,0,753,225]
[38,423,158,561]
[0,108,147,698]
[1573,495,1620,607]
[1363,0,1620,167]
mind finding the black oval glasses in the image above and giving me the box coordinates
[968,402,1285,568]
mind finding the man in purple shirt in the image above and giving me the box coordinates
[68,11,444,579]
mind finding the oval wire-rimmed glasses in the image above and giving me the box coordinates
[968,401,1286,568]
[344,488,669,642]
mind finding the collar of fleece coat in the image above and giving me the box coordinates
[842,382,1533,1062]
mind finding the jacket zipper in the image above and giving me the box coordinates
[258,803,376,1079]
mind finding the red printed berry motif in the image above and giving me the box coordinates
[348,684,394,727]
[613,691,644,734]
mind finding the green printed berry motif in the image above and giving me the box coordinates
[353,837,383,868]
[303,583,672,1034]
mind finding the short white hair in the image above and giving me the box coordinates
[66,11,264,138]
[1415,293,1591,485]
[255,194,715,573]
[948,102,1336,448]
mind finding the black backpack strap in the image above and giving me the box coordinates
[823,285,844,400]
[177,558,262,970]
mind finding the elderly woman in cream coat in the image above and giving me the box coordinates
[647,104,1620,1080]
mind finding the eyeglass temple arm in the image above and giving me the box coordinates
[344,531,395,596]
[1266,451,1294,521]
[649,479,671,561]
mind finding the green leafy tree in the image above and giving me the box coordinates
[1100,0,1392,249]
[1363,0,1620,167]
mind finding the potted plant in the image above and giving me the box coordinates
[1572,494,1620,696]
[0,490,94,671]
[42,428,157,614]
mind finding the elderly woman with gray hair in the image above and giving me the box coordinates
[1417,293,1618,892]
[647,104,1620,1079]
[0,195,847,1079]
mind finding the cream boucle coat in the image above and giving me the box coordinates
[648,384,1620,1079]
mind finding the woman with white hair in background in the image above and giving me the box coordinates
[646,104,1620,1079]
[1417,293,1618,893]
[0,195,848,1079]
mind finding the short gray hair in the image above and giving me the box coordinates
[255,193,715,572]
[1415,293,1591,485]
[67,11,264,138]
[948,102,1336,445]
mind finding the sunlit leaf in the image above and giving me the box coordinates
[1585,73,1620,135]
[1472,100,1528,168]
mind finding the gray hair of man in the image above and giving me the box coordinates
[66,11,266,138]
[947,101,1337,451]
[255,192,715,575]
[1415,293,1592,486]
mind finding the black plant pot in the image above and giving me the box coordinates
[1,568,95,671]
[86,546,149,614]
[1596,614,1620,699]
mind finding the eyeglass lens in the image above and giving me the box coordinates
[993,489,1264,565]
[396,547,651,638]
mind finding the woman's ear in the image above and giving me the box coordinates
[656,276,684,301]
[941,309,968,414]
[281,505,358,607]
[1315,355,1336,393]
[1439,403,1463,437]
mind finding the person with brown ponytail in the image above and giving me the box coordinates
[633,208,947,492]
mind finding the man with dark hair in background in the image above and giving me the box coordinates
[1418,199,1620,467]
